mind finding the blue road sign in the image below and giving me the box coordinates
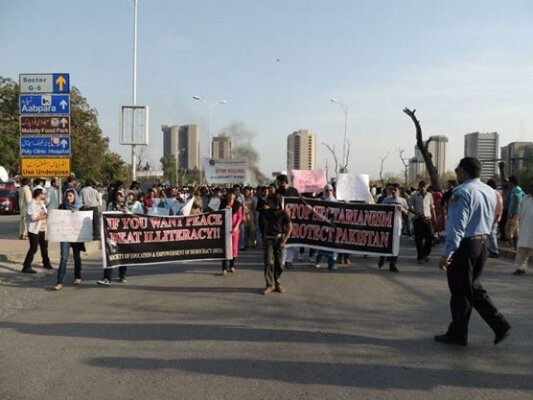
[20,136,71,157]
[52,74,69,93]
[19,94,70,115]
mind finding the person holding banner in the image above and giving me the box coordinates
[220,191,243,275]
[53,189,86,290]
[378,183,409,273]
[126,190,144,214]
[262,193,292,295]
[97,190,129,285]
[315,184,338,270]
[21,188,53,274]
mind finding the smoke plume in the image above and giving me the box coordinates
[220,121,267,184]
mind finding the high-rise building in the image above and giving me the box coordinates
[464,132,499,181]
[407,136,448,183]
[212,134,232,159]
[501,141,533,176]
[287,129,316,171]
[162,124,200,170]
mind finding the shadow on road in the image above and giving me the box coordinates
[83,355,533,391]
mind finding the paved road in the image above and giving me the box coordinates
[0,214,19,238]
[0,240,531,400]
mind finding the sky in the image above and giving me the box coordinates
[2,0,533,180]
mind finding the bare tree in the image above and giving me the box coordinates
[340,140,351,173]
[379,152,389,182]
[136,146,147,172]
[403,108,442,192]
[398,148,409,186]
[323,142,339,175]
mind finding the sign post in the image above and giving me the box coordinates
[19,73,71,178]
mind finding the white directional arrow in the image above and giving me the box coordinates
[59,99,68,110]
[60,118,68,128]
[60,139,68,149]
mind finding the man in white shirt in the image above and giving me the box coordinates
[408,180,437,264]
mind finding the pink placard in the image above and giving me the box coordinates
[291,169,327,193]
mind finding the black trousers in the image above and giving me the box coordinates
[264,238,284,288]
[222,259,235,271]
[413,218,433,260]
[23,231,51,270]
[103,266,127,280]
[446,237,510,341]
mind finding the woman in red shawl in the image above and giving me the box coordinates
[221,191,243,275]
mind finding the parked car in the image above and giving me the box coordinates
[0,182,17,213]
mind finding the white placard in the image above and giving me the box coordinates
[204,158,248,184]
[207,197,221,211]
[47,209,93,242]
[336,173,372,202]
[181,198,194,216]
[148,207,171,216]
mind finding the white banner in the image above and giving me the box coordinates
[336,173,372,202]
[47,209,93,242]
[204,158,248,185]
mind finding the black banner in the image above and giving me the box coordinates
[101,210,232,268]
[284,198,401,256]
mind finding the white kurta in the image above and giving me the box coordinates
[517,195,533,249]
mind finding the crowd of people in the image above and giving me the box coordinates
[15,167,532,295]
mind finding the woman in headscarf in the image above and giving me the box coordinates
[220,191,243,275]
[53,188,87,290]
[126,190,144,214]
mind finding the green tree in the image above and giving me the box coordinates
[0,76,125,182]
[160,155,176,184]
[0,77,20,175]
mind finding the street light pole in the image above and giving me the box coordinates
[330,98,348,171]
[192,96,228,158]
[131,0,138,181]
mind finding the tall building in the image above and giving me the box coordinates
[212,134,232,159]
[407,136,448,183]
[162,124,200,170]
[464,132,499,181]
[287,129,316,171]
[501,141,533,176]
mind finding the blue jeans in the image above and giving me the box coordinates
[487,221,499,254]
[57,242,82,284]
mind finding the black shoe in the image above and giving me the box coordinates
[417,258,423,265]
[21,268,37,274]
[434,333,467,346]
[513,269,525,276]
[284,262,293,270]
[494,327,511,345]
[43,265,53,270]
[389,263,399,273]
[378,257,385,268]
[488,252,500,258]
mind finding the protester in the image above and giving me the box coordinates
[436,157,511,346]
[243,186,256,249]
[505,175,525,248]
[80,179,102,240]
[21,188,53,273]
[97,190,129,285]
[46,178,60,210]
[378,183,409,272]
[18,177,32,240]
[126,190,144,214]
[409,180,436,264]
[499,179,511,241]
[220,191,243,275]
[276,174,299,269]
[315,184,338,270]
[486,179,503,258]
[512,180,533,275]
[53,189,86,290]
[190,187,203,215]
[262,193,292,295]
